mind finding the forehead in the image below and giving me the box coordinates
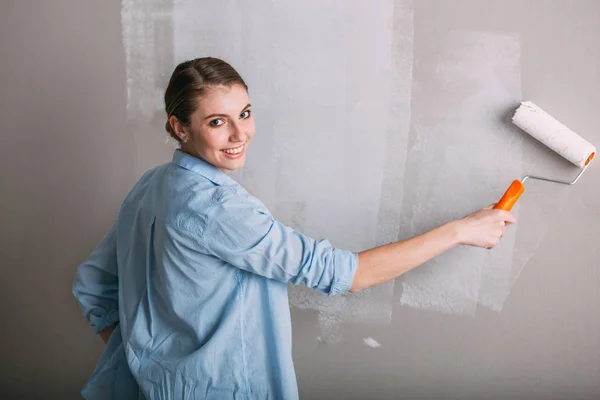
[195,84,249,116]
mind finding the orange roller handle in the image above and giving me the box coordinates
[494,180,524,211]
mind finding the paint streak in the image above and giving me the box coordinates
[291,284,394,344]
[121,0,175,119]
[398,31,523,315]
[281,0,414,341]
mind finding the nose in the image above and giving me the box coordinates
[230,121,246,143]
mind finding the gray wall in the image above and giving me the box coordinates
[1,1,599,399]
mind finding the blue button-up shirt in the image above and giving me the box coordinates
[73,150,358,399]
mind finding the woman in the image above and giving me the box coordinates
[73,57,515,399]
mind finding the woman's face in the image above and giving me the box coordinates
[178,84,255,173]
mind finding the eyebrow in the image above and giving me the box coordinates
[204,104,252,120]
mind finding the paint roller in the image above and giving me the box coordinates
[494,101,596,211]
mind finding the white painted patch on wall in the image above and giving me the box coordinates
[376,0,415,247]
[291,285,394,344]
[363,337,382,348]
[119,0,555,325]
[280,0,414,342]
[121,0,175,119]
[398,31,523,316]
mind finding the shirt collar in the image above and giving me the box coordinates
[172,149,237,186]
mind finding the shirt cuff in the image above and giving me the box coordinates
[327,249,359,296]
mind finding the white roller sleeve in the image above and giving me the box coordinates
[512,101,596,168]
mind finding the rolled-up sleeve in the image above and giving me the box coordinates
[73,222,120,333]
[200,187,358,296]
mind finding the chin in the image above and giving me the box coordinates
[221,158,246,172]
[226,163,245,172]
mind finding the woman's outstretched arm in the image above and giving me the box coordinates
[350,206,516,293]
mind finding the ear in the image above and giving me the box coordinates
[169,116,186,140]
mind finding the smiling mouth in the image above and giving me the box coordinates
[220,144,245,157]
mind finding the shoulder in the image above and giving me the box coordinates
[168,176,271,237]
[198,184,275,250]
[207,184,271,219]
[118,163,219,233]
[166,171,230,235]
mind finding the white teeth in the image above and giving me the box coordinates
[222,145,243,155]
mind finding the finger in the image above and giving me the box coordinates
[505,213,517,224]
[484,204,495,210]
[496,210,517,224]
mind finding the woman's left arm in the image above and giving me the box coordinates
[73,222,120,341]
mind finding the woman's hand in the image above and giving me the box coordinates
[99,323,117,344]
[455,205,517,249]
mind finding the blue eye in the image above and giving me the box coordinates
[241,110,251,119]
[210,119,224,127]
